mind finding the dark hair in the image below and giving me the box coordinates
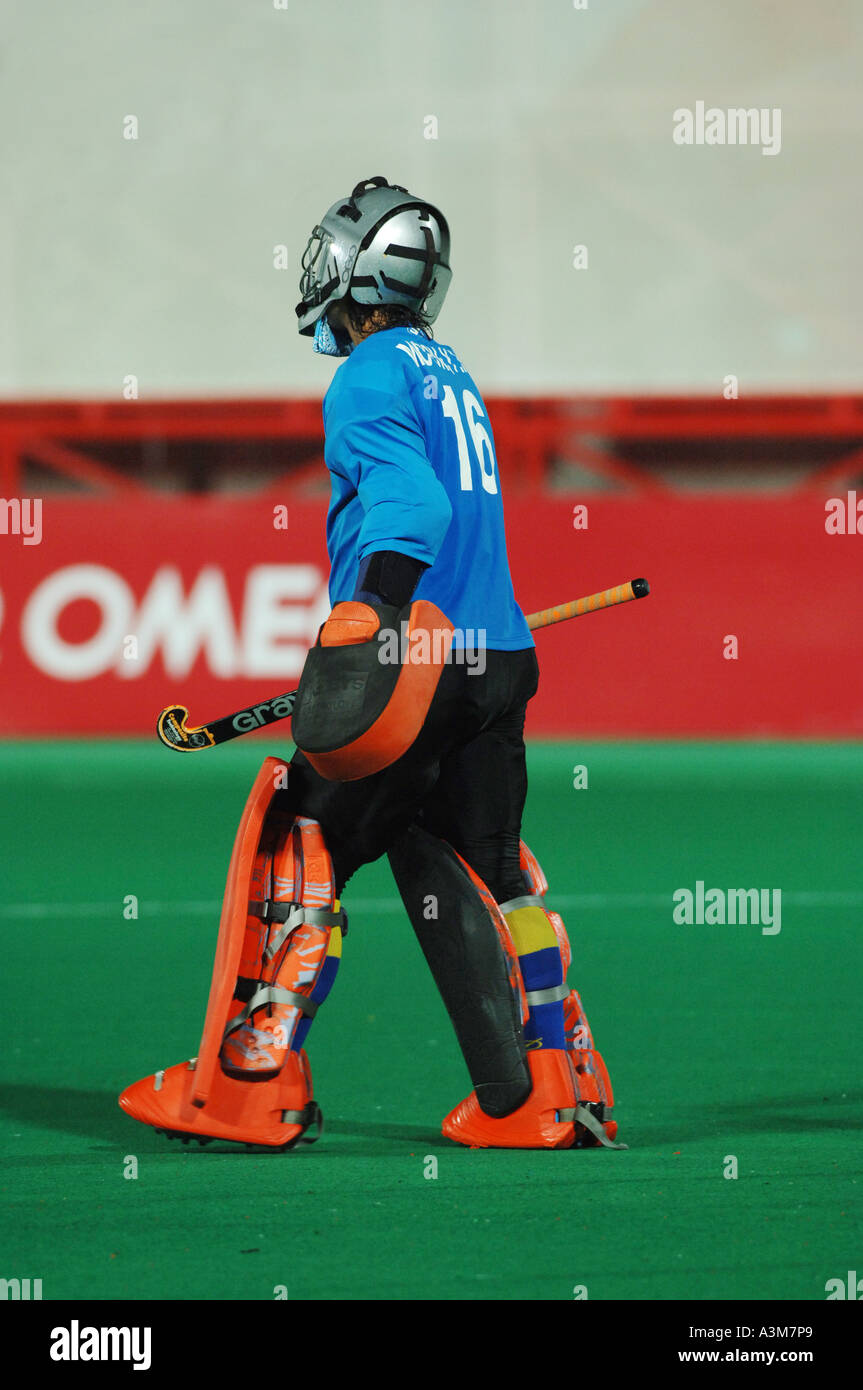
[343,294,434,339]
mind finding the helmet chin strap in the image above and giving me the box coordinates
[313,311,354,357]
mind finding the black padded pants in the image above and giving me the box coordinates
[280,646,539,901]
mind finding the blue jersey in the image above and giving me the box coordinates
[322,326,532,651]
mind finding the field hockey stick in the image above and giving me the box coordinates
[157,577,649,751]
[525,576,649,629]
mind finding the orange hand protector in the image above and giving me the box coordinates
[319,601,382,647]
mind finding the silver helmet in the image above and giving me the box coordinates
[295,176,452,336]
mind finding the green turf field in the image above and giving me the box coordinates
[1,739,860,1301]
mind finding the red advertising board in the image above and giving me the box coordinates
[1,495,861,737]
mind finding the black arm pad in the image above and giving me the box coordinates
[353,550,428,607]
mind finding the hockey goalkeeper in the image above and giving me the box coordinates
[120,176,622,1151]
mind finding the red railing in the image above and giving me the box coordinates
[1,395,862,497]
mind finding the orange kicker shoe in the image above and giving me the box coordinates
[442,1048,627,1150]
[118,1048,321,1150]
[442,1049,579,1149]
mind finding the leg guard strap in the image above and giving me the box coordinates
[224,983,320,1040]
[558,1102,627,1150]
[247,902,346,963]
[525,982,570,1007]
[281,1103,324,1142]
[497,894,545,914]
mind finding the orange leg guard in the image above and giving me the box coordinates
[119,758,345,1149]
[441,842,626,1149]
[518,839,625,1149]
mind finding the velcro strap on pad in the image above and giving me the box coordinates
[558,1103,628,1150]
[280,1102,323,1144]
[525,982,570,1007]
[249,900,347,928]
[497,893,545,915]
[223,984,318,1041]
[249,900,347,962]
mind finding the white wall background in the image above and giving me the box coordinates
[1,0,861,396]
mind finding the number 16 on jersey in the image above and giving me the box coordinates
[440,385,499,494]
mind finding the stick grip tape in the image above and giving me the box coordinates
[526,578,649,630]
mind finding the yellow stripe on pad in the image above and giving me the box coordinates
[503,904,557,955]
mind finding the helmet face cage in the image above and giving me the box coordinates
[296,177,451,335]
[298,225,354,316]
[298,227,331,304]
